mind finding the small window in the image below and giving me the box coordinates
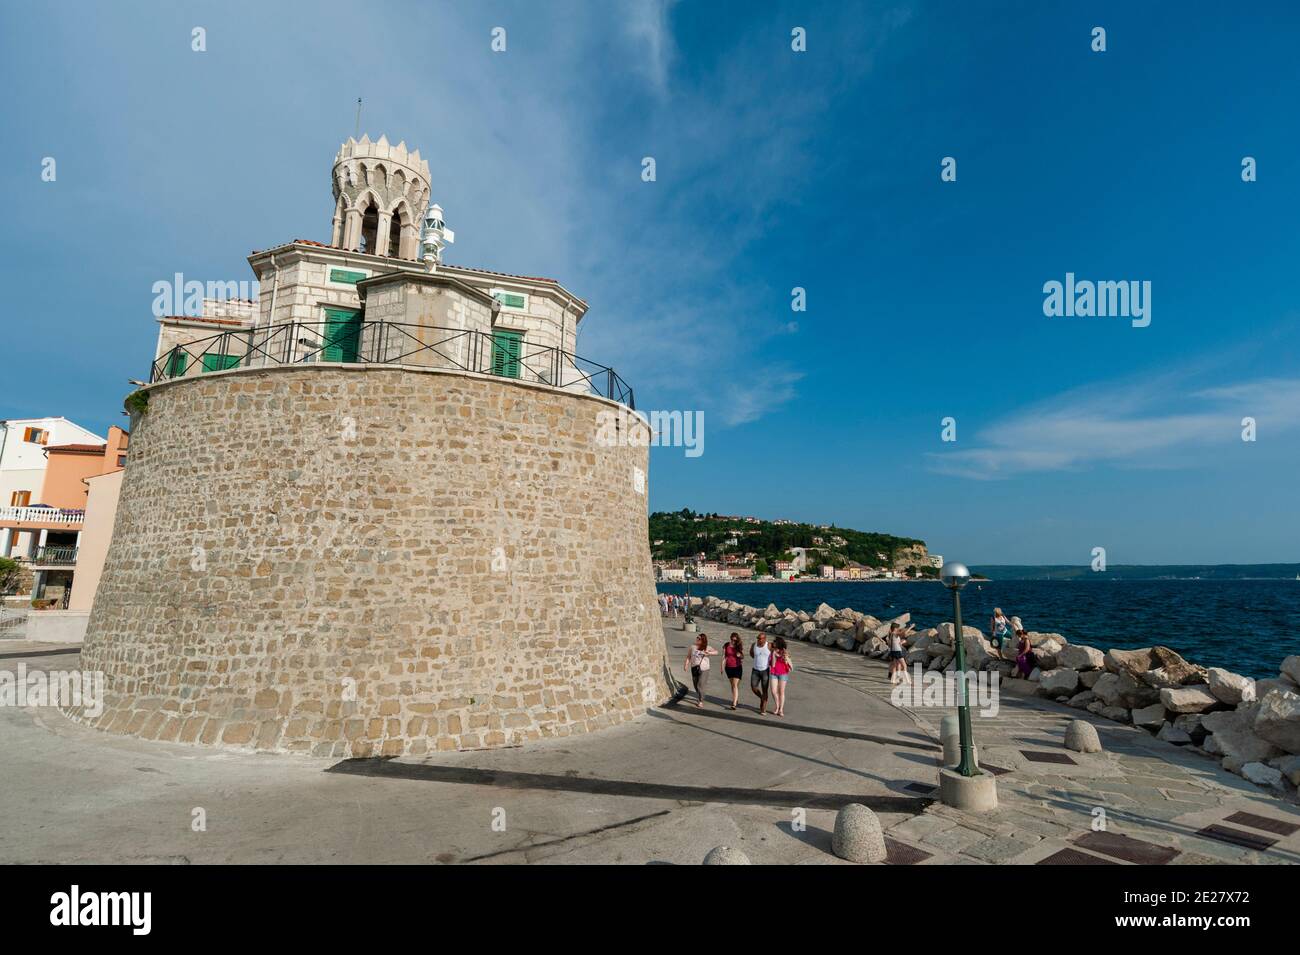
[493,290,527,310]
[330,267,368,285]
[117,455,127,468]
[201,353,240,373]
[22,427,47,444]
[10,490,31,507]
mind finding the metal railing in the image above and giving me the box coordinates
[0,506,85,526]
[30,546,78,566]
[150,320,636,409]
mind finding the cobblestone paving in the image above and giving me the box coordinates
[788,640,1300,864]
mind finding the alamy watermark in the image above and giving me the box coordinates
[890,665,1001,718]
[1,664,104,717]
[152,272,259,317]
[1042,272,1150,328]
[595,407,704,458]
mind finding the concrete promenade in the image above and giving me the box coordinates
[1,621,1298,865]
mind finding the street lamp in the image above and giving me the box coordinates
[683,563,695,629]
[940,561,978,777]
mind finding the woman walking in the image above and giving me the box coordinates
[684,633,718,707]
[770,636,793,716]
[722,632,744,710]
[887,622,911,685]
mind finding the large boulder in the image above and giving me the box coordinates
[1252,690,1300,754]
[1241,762,1286,791]
[1105,647,1155,676]
[797,620,817,639]
[835,632,856,651]
[1173,713,1208,742]
[1067,690,1097,709]
[1131,703,1167,729]
[1079,670,1103,689]
[1038,668,1079,697]
[1092,670,1159,709]
[1057,645,1105,671]
[1201,708,1283,763]
[764,603,781,618]
[1206,668,1256,706]
[1158,685,1219,715]
[1280,656,1300,685]
[826,618,856,631]
[1270,754,1300,787]
[1157,722,1193,745]
[813,603,837,625]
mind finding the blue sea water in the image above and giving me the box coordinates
[656,579,1300,680]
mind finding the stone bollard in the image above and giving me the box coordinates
[831,804,887,863]
[1064,719,1103,753]
[703,845,750,865]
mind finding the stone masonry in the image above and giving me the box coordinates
[65,364,671,756]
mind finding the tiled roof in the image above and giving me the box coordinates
[45,443,107,454]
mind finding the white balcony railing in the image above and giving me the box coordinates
[0,506,85,525]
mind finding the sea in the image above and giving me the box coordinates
[655,578,1300,680]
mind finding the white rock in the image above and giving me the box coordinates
[1057,645,1105,671]
[1037,668,1079,696]
[1280,655,1300,686]
[1157,722,1193,745]
[1201,708,1283,763]
[1241,762,1286,790]
[1206,667,1256,705]
[1131,703,1167,729]
[1158,685,1219,714]
[1252,689,1300,755]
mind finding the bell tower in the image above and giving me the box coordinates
[331,135,432,259]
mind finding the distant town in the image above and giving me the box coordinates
[649,509,943,583]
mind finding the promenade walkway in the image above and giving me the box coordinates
[1,622,1297,865]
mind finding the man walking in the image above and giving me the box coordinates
[750,631,772,715]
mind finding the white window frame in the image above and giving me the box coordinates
[491,288,529,311]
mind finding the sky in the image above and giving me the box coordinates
[2,0,1298,564]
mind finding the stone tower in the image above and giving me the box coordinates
[330,135,431,259]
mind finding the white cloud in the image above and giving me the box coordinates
[928,375,1300,479]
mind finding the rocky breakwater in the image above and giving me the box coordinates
[691,595,1300,800]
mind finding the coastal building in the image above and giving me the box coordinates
[0,419,127,610]
[726,566,753,579]
[72,134,668,757]
[819,564,835,578]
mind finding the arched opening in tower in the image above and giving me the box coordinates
[388,210,404,259]
[359,201,380,255]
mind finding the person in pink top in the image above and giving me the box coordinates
[722,632,744,710]
[769,636,794,717]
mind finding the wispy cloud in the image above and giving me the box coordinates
[927,374,1300,480]
[622,0,680,96]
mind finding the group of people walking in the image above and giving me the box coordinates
[685,631,792,716]
[659,593,687,617]
[886,605,1036,685]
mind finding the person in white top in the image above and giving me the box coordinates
[887,621,915,685]
[749,632,773,714]
[684,634,718,707]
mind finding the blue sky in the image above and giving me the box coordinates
[2,1,1298,564]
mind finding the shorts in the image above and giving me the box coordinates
[888,650,904,660]
[725,666,743,680]
[750,669,770,693]
[773,673,789,682]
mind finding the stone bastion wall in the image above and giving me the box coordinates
[65,365,672,757]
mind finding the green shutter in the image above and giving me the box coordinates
[329,268,367,285]
[201,353,240,372]
[494,292,526,309]
[323,308,362,362]
[166,349,188,377]
[491,330,522,379]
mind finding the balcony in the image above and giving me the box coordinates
[28,546,79,567]
[0,506,85,529]
[150,320,636,409]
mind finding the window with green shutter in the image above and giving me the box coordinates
[493,291,526,309]
[329,268,367,285]
[322,308,362,363]
[166,349,188,378]
[491,329,522,379]
[201,353,240,372]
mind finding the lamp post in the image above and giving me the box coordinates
[941,561,978,777]
[683,564,695,630]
